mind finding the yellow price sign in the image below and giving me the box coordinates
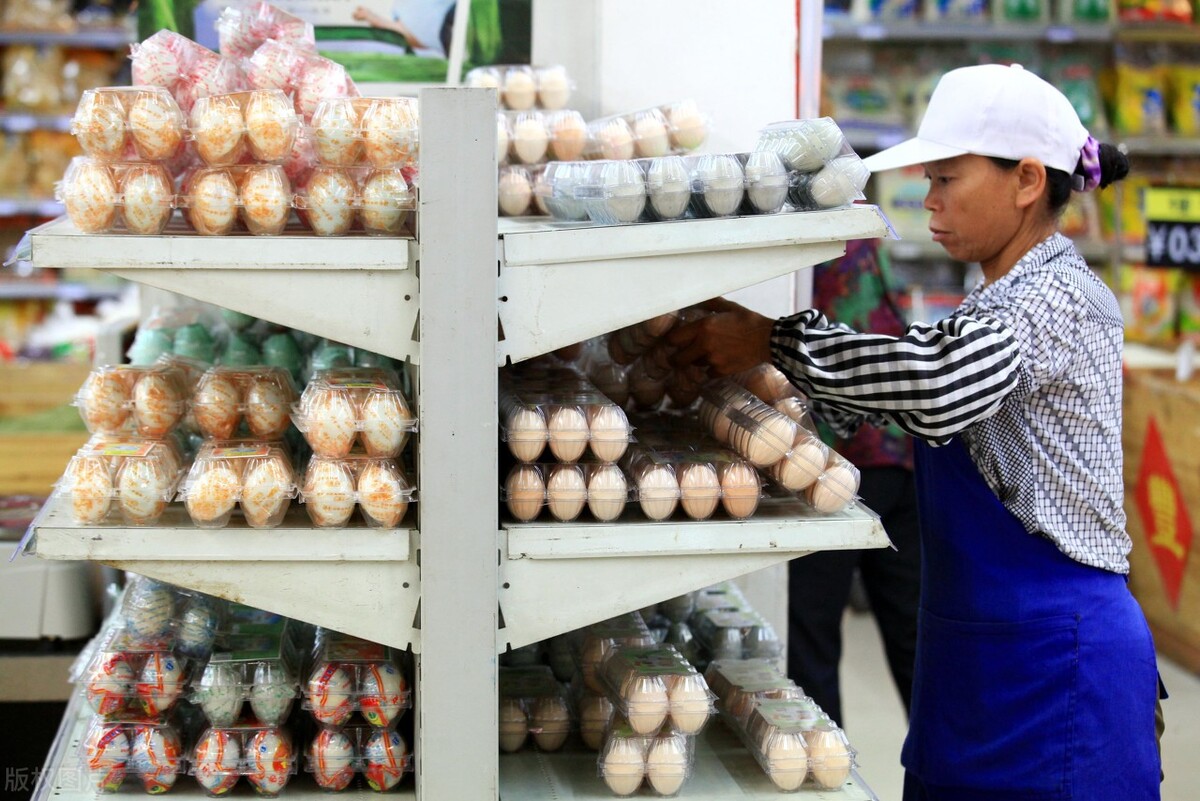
[1145,188,1200,223]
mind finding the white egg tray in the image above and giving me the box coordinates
[217,1,316,60]
[308,96,419,170]
[299,455,416,529]
[303,642,412,729]
[188,723,298,797]
[74,363,192,437]
[499,666,574,754]
[293,369,417,458]
[598,725,696,798]
[597,644,716,737]
[80,717,188,794]
[178,444,297,529]
[55,442,184,527]
[306,726,413,792]
[691,609,783,664]
[77,635,195,720]
[130,31,248,116]
[500,394,632,464]
[466,64,574,111]
[191,366,297,440]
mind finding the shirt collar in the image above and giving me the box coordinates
[964,233,1071,306]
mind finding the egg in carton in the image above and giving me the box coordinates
[293,165,415,237]
[80,716,186,794]
[190,721,298,797]
[177,162,296,235]
[300,453,414,529]
[306,724,411,792]
[309,96,419,170]
[293,367,416,458]
[59,158,176,235]
[76,624,194,721]
[179,441,297,528]
[217,1,317,60]
[190,631,302,729]
[598,719,696,798]
[577,613,656,695]
[303,635,412,729]
[71,86,186,162]
[741,700,851,791]
[189,89,300,165]
[755,116,848,174]
[498,666,573,754]
[467,63,574,111]
[191,365,297,440]
[598,643,715,737]
[248,40,361,123]
[56,438,182,526]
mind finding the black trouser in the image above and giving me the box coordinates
[787,466,921,727]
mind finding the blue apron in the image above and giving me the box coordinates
[902,438,1161,801]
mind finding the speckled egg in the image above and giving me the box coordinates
[65,455,113,524]
[117,457,171,525]
[244,90,297,162]
[185,460,240,526]
[361,389,412,457]
[303,459,357,527]
[245,376,292,438]
[80,368,131,431]
[187,170,239,236]
[120,167,174,235]
[242,456,293,528]
[63,160,118,233]
[240,166,292,235]
[360,170,411,235]
[362,99,418,169]
[74,92,128,159]
[132,370,184,437]
[357,460,409,528]
[128,91,184,160]
[191,98,245,166]
[302,169,356,236]
[303,388,357,458]
[312,98,362,165]
[193,373,242,439]
[130,725,183,793]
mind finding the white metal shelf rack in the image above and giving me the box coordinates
[27,88,891,800]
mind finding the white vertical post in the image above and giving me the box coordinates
[416,87,499,801]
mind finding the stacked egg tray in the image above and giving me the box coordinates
[54,436,185,527]
[61,85,416,237]
[586,311,710,412]
[498,666,575,754]
[705,658,857,793]
[467,64,575,111]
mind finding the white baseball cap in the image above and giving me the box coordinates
[862,63,1089,174]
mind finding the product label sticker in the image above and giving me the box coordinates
[756,700,820,732]
[220,634,286,663]
[622,648,688,675]
[705,611,760,630]
[328,639,386,662]
[96,442,156,458]
[715,660,790,691]
[209,446,273,459]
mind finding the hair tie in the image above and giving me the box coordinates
[1078,135,1101,192]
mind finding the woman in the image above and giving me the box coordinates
[670,63,1161,800]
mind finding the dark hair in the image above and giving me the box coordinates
[989,143,1130,216]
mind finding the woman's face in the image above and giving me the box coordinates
[922,154,1024,266]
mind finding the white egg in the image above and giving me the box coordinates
[138,652,186,717]
[306,662,354,725]
[596,118,635,160]
[498,168,533,217]
[364,730,408,791]
[537,66,571,110]
[194,372,242,439]
[120,166,174,236]
[124,580,175,639]
[586,404,629,463]
[74,92,128,159]
[130,725,183,793]
[117,458,171,525]
[244,90,297,162]
[132,370,183,437]
[242,457,293,529]
[309,729,355,792]
[357,460,410,528]
[360,169,412,235]
[646,156,691,220]
[197,662,243,728]
[362,98,419,169]
[637,464,678,521]
[359,661,407,727]
[192,728,241,794]
[634,113,670,158]
[602,737,646,796]
[312,98,362,165]
[185,460,240,526]
[692,154,745,218]
[245,376,292,438]
[512,115,549,165]
[247,728,293,795]
[64,455,113,524]
[240,166,292,235]
[83,722,130,792]
[63,160,118,233]
[303,169,356,236]
[502,69,537,110]
[187,170,239,235]
[668,100,707,151]
[361,389,413,457]
[595,159,646,225]
[191,98,245,166]
[128,91,184,160]
[744,150,789,214]
[303,459,357,527]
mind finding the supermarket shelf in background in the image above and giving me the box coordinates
[0,198,63,217]
[28,216,422,364]
[884,237,1115,263]
[0,280,120,300]
[822,18,1113,43]
[499,503,888,650]
[1113,22,1200,43]
[0,25,134,49]
[496,206,893,365]
[499,723,879,800]
[0,111,71,133]
[1119,136,1200,156]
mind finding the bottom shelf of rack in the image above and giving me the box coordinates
[499,725,879,800]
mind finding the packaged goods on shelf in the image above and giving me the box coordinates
[190,630,302,727]
[55,438,182,525]
[80,716,186,793]
[303,636,412,728]
[294,368,416,458]
[59,158,174,235]
[189,90,299,165]
[74,363,191,436]
[1121,264,1181,346]
[246,38,360,122]
[294,165,416,236]
[597,643,716,736]
[1112,49,1169,137]
[499,666,573,753]
[1118,0,1192,22]
[499,383,632,464]
[71,86,186,162]
[624,447,763,521]
[578,614,657,694]
[76,629,193,719]
[182,163,291,236]
[0,0,74,31]
[599,722,696,797]
[306,725,413,791]
[178,442,296,528]
[467,64,574,111]
[130,31,249,116]
[217,1,317,59]
[300,453,415,528]
[577,690,617,750]
[191,365,296,440]
[309,96,419,169]
[691,608,782,664]
[190,721,297,796]
[508,110,552,165]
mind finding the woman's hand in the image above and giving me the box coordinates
[667,298,775,378]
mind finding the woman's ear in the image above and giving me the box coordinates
[1014,158,1048,210]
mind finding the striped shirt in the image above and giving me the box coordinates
[769,233,1130,574]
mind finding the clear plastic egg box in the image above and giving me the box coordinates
[498,665,574,753]
[189,365,297,440]
[74,363,192,437]
[598,720,696,798]
[577,614,656,693]
[293,369,417,459]
[302,639,412,729]
[597,644,716,737]
[735,699,857,792]
[308,96,419,170]
[292,164,417,237]
[499,108,589,166]
[703,657,797,721]
[466,64,574,111]
[500,389,632,464]
[76,629,194,720]
[190,630,303,728]
[217,1,316,60]
[58,158,178,236]
[79,716,187,794]
[55,439,184,527]
[305,725,412,791]
[178,443,298,529]
[586,100,711,159]
[188,722,298,787]
[70,87,188,162]
[625,447,764,513]
[298,453,416,529]
[692,609,783,663]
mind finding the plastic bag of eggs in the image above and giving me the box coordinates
[192,656,299,728]
[130,31,250,116]
[806,452,861,514]
[179,164,295,236]
[294,54,361,123]
[190,724,297,795]
[304,648,411,728]
[71,86,186,162]
[295,165,415,236]
[217,1,316,60]
[74,364,191,437]
[300,455,413,528]
[599,725,695,797]
[59,158,176,235]
[755,116,848,173]
[294,369,416,458]
[245,37,307,93]
[56,440,181,526]
[191,366,297,439]
[309,96,418,169]
[189,90,299,165]
[179,444,297,528]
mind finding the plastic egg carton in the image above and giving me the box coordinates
[70,86,187,162]
[217,1,316,60]
[59,158,176,235]
[189,722,298,797]
[306,724,412,792]
[293,368,416,458]
[698,380,802,468]
[187,90,300,165]
[299,453,415,528]
[178,442,297,528]
[692,609,783,664]
[597,644,716,737]
[308,96,418,170]
[703,658,807,728]
[130,31,249,116]
[303,638,412,729]
[80,716,187,794]
[74,363,192,437]
[598,722,696,797]
[754,117,870,210]
[246,39,360,122]
[503,462,628,523]
[576,689,617,751]
[578,614,657,695]
[188,366,296,440]
[498,666,574,753]
[604,312,681,365]
[179,164,296,236]
[586,100,711,160]
[499,389,633,464]
[75,629,194,720]
[742,703,856,792]
[623,447,764,522]
[295,165,416,236]
[466,64,574,110]
[190,631,302,728]
[55,439,183,526]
